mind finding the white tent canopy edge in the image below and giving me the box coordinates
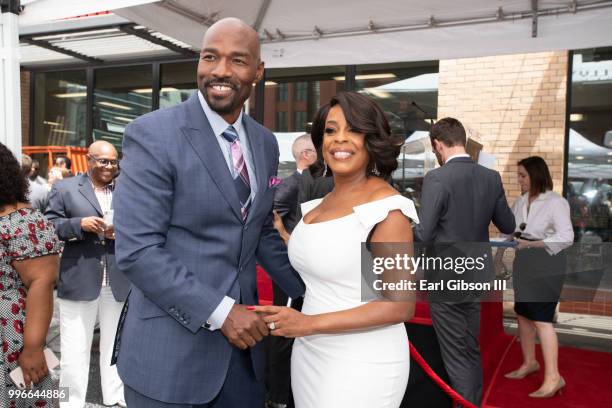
[114,0,612,68]
[1,10,21,157]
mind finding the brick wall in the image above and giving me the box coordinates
[20,70,30,146]
[437,51,568,213]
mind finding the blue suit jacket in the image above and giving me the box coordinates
[113,94,305,404]
[45,174,130,302]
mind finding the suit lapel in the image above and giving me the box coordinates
[181,95,243,222]
[78,174,103,216]
[243,116,267,221]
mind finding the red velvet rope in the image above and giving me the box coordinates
[409,342,479,408]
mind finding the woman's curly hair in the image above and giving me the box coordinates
[0,143,29,210]
[310,91,402,179]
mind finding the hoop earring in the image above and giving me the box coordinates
[323,161,328,177]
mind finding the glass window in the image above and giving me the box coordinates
[160,61,198,109]
[294,111,308,132]
[356,61,439,206]
[93,65,153,153]
[568,48,612,242]
[276,111,288,132]
[277,83,289,102]
[33,70,87,147]
[295,81,308,102]
[265,66,345,178]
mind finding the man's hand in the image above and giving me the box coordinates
[81,216,107,234]
[220,304,269,349]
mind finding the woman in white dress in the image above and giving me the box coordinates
[254,92,418,407]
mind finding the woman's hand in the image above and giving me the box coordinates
[516,239,545,250]
[272,210,290,245]
[250,305,315,338]
[18,346,49,388]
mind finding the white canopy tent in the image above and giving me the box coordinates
[3,0,612,155]
[114,0,612,68]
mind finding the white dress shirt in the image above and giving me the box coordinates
[510,191,574,255]
[91,178,114,287]
[445,153,470,164]
[197,91,259,330]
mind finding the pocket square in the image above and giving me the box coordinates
[268,176,282,188]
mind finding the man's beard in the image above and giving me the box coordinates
[199,79,241,115]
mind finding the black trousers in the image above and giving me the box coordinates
[264,282,302,406]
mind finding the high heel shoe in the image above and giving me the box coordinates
[504,362,540,379]
[529,376,566,398]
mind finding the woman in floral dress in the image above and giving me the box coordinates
[1,143,62,407]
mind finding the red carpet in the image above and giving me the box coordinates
[256,266,273,305]
[257,267,612,407]
[483,339,612,408]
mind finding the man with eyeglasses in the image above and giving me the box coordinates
[46,141,129,408]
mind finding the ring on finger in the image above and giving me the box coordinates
[268,321,276,330]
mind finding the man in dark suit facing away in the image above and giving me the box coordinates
[414,118,515,406]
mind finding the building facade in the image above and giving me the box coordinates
[20,46,612,315]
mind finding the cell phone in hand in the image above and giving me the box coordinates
[9,348,59,389]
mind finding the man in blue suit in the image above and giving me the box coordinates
[113,18,305,408]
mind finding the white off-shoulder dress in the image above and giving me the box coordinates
[288,195,419,408]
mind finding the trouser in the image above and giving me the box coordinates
[264,282,296,405]
[59,286,125,408]
[429,301,483,406]
[124,347,265,408]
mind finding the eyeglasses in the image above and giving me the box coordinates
[89,155,119,167]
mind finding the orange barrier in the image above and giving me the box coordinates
[22,146,88,174]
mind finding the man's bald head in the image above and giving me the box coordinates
[204,18,261,61]
[88,140,117,157]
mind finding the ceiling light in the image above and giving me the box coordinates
[570,113,584,122]
[333,73,397,81]
[55,92,87,98]
[133,87,179,93]
[365,89,392,99]
[98,101,132,111]
[51,129,76,134]
[265,81,278,86]
[575,156,584,160]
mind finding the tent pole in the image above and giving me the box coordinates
[0,0,22,157]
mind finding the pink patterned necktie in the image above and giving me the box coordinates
[222,126,251,220]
